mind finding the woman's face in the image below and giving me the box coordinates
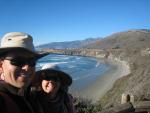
[41,79,60,95]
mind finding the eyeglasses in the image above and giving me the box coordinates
[4,57,36,67]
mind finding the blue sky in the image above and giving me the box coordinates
[0,0,150,45]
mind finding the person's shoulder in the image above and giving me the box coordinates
[67,93,73,98]
[0,81,7,91]
[0,92,6,112]
[64,92,73,102]
[0,92,5,102]
[0,83,11,100]
[0,91,21,113]
[0,92,9,101]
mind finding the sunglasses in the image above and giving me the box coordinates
[43,75,60,82]
[4,57,36,67]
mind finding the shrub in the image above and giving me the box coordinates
[73,97,102,113]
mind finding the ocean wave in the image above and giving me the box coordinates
[37,62,68,68]
[68,65,76,68]
[75,57,81,60]
[95,62,101,67]
[53,56,70,59]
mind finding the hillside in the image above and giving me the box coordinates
[84,29,150,50]
[36,38,101,49]
[84,29,150,108]
[39,29,150,111]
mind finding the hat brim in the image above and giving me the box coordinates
[36,52,49,60]
[36,69,72,86]
[0,47,49,59]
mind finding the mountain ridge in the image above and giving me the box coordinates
[36,37,101,49]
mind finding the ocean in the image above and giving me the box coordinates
[36,54,110,93]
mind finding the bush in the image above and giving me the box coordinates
[73,97,102,113]
[112,45,120,49]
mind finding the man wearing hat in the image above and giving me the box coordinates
[0,32,48,113]
[30,63,76,113]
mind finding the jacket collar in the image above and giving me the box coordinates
[0,81,20,95]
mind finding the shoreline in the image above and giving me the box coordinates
[71,58,130,102]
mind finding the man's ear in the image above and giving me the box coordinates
[0,60,4,80]
[0,60,4,73]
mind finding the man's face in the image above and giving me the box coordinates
[0,50,36,88]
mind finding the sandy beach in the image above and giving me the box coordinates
[73,59,130,102]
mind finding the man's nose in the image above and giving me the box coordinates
[22,64,30,71]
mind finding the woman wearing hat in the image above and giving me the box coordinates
[30,63,76,113]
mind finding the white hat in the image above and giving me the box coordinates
[36,63,72,86]
[0,32,48,58]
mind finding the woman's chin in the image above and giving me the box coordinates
[44,88,53,93]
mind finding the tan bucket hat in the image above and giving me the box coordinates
[36,63,72,86]
[0,32,48,58]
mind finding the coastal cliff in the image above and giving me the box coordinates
[41,29,150,109]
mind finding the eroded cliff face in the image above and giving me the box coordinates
[97,49,150,108]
